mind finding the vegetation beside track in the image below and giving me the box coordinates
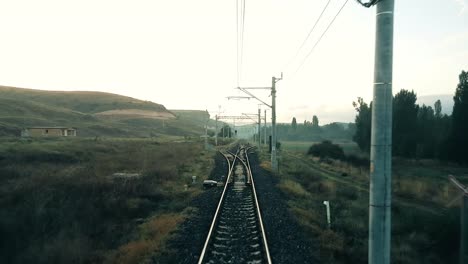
[0,137,214,264]
[258,144,468,263]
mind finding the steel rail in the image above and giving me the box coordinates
[197,149,239,264]
[245,147,273,264]
[225,149,252,184]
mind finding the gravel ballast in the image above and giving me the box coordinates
[157,149,318,263]
[249,153,318,263]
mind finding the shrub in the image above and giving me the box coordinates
[278,180,310,198]
[345,154,369,167]
[308,140,345,160]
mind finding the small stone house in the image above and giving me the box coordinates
[21,127,77,137]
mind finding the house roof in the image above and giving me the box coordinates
[26,127,77,130]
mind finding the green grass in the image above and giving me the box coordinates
[0,137,215,264]
[281,140,361,155]
[268,148,467,263]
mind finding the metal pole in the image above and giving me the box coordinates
[215,115,218,146]
[369,1,394,264]
[258,108,261,147]
[271,76,278,172]
[204,122,208,150]
[462,195,468,264]
[323,201,331,229]
[264,109,267,146]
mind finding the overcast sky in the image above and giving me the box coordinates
[0,0,467,124]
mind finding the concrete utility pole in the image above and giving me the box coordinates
[462,195,468,264]
[271,74,282,172]
[368,1,394,264]
[230,73,281,172]
[264,109,267,146]
[258,108,261,147]
[215,115,218,146]
[448,175,468,264]
[204,118,209,150]
[271,76,278,172]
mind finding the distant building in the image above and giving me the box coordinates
[21,127,77,137]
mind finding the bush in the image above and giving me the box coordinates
[308,140,345,160]
[345,154,369,167]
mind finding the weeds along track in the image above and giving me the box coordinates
[198,145,272,264]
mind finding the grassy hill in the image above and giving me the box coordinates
[0,85,168,114]
[0,86,210,137]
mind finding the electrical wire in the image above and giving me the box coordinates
[236,0,239,86]
[284,0,332,69]
[240,0,246,83]
[293,0,350,76]
[236,0,246,86]
[240,0,245,80]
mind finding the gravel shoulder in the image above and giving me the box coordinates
[154,152,227,264]
[157,149,318,263]
[249,153,319,264]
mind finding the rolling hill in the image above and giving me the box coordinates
[0,86,209,137]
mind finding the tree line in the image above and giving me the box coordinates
[353,70,468,163]
[277,115,356,142]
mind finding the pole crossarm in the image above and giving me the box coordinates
[238,87,271,90]
[227,96,252,100]
[241,113,259,123]
[217,115,257,121]
[237,87,272,108]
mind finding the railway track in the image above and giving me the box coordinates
[198,145,272,264]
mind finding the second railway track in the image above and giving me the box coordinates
[198,144,272,264]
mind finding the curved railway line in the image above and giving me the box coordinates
[198,144,272,264]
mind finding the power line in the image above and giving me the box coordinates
[293,0,350,76]
[284,0,332,70]
[240,0,245,82]
[236,0,246,86]
[236,0,239,86]
[240,0,246,83]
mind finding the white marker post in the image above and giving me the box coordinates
[323,201,331,229]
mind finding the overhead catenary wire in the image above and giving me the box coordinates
[240,0,246,81]
[236,0,246,87]
[283,0,332,70]
[293,0,350,76]
[236,0,239,86]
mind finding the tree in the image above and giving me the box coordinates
[432,99,451,159]
[449,70,468,163]
[218,125,232,138]
[393,89,419,157]
[291,117,297,131]
[312,115,319,127]
[207,130,215,137]
[352,97,372,152]
[434,99,442,119]
[416,104,435,158]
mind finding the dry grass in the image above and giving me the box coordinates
[0,138,214,264]
[271,149,465,263]
[260,161,272,171]
[278,180,310,198]
[108,213,187,264]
